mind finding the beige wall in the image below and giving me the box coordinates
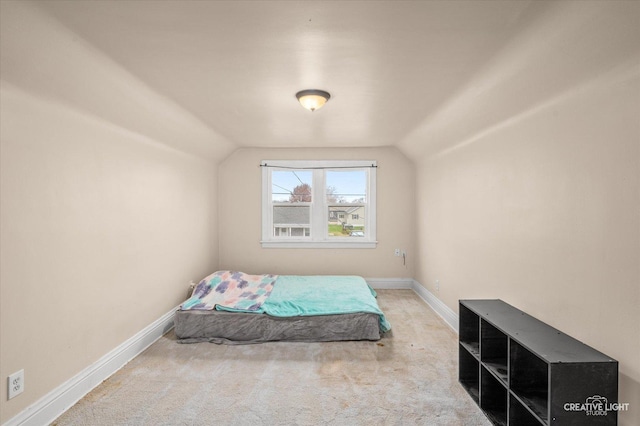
[414,65,640,424]
[0,83,220,422]
[218,147,414,279]
[0,3,232,421]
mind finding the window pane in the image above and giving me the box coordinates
[328,206,365,238]
[326,170,367,203]
[272,170,312,203]
[273,206,310,237]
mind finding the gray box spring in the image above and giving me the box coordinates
[174,309,381,344]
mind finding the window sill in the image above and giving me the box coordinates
[261,240,378,249]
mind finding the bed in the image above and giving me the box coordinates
[174,271,391,344]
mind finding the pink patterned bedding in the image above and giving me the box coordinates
[180,271,278,312]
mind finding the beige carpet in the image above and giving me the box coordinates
[52,290,490,425]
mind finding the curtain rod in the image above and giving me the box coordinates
[260,163,377,170]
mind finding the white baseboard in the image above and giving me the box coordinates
[4,306,178,426]
[366,277,414,289]
[411,280,459,333]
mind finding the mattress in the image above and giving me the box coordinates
[174,272,390,344]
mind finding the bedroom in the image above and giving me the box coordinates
[0,0,638,425]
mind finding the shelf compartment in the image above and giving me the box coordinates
[459,344,480,403]
[460,341,480,358]
[483,361,508,385]
[509,393,544,426]
[459,303,480,357]
[480,319,508,384]
[510,340,548,422]
[480,366,507,426]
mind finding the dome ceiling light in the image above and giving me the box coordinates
[296,89,331,112]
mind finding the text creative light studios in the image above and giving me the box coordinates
[563,395,630,417]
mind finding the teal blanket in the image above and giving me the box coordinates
[262,275,391,333]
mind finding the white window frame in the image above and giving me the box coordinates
[261,160,377,249]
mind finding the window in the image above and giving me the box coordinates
[261,160,376,248]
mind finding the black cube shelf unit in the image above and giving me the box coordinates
[459,299,618,425]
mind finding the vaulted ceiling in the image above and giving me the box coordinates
[2,1,638,161]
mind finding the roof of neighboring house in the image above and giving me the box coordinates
[329,206,364,214]
[273,206,310,225]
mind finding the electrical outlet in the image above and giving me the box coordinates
[394,248,400,257]
[8,370,24,399]
[435,280,440,292]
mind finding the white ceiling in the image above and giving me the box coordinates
[4,1,639,159]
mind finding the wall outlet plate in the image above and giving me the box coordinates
[8,369,24,399]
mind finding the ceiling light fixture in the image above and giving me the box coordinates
[296,89,330,112]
